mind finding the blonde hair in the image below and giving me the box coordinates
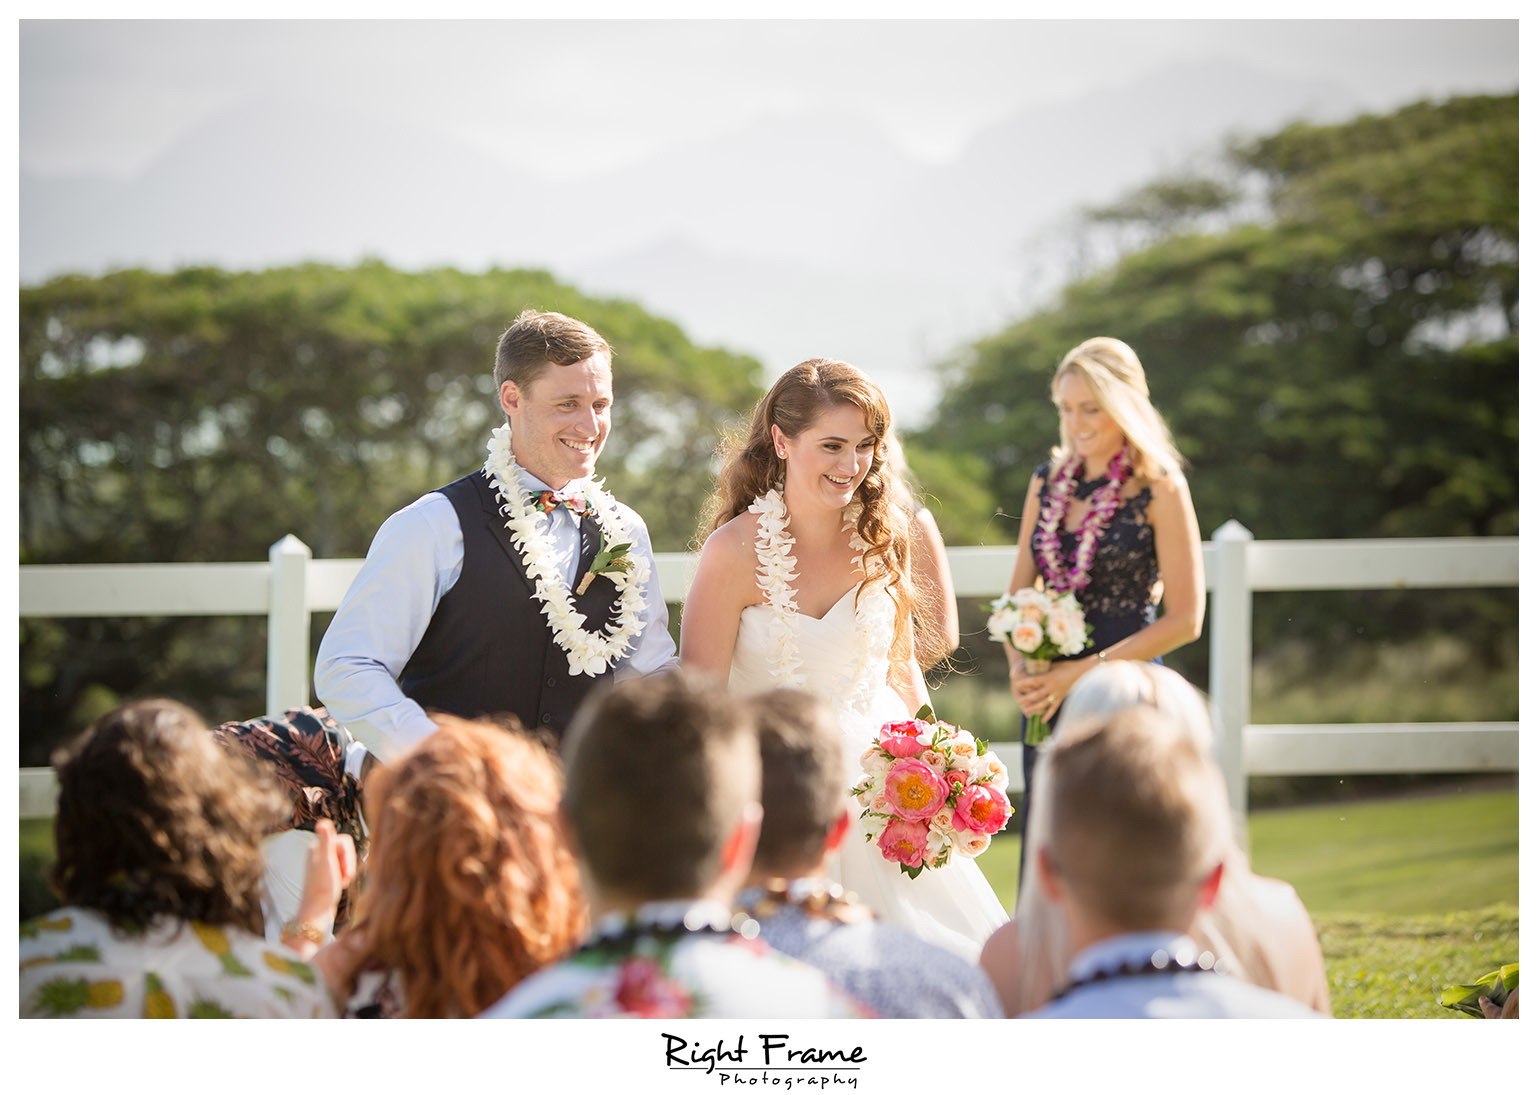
[1049,337,1184,483]
[1057,661,1215,752]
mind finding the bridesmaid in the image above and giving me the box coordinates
[1003,337,1204,842]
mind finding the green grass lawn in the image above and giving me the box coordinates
[974,786,1518,917]
[1246,787,1517,917]
[1315,904,1518,1019]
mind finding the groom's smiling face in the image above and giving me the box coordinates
[499,354,613,489]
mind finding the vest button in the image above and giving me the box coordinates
[546,677,558,688]
[540,713,554,725]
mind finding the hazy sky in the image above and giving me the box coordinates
[19,17,1519,180]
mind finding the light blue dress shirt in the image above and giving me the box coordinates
[314,467,676,761]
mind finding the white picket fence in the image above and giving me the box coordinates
[19,523,1519,834]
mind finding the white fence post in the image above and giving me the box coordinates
[1208,519,1254,844]
[267,535,313,716]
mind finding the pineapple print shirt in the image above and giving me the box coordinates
[20,907,335,1019]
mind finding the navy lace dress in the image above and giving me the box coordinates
[1030,460,1160,660]
[1015,461,1160,856]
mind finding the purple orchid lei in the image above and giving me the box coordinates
[1033,446,1132,594]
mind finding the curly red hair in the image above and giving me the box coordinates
[349,716,586,1018]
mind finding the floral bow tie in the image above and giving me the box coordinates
[534,489,590,517]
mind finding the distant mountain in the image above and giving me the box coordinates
[22,96,564,276]
[20,60,1376,423]
[843,57,1363,277]
[571,235,1015,422]
[557,111,940,272]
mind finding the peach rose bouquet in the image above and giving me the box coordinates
[986,587,1093,744]
[851,705,1013,878]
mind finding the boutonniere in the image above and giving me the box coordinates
[576,533,635,595]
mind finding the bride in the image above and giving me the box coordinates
[680,358,1007,960]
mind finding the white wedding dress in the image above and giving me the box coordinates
[729,584,1009,962]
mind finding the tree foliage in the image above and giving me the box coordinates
[19,262,762,760]
[919,94,1517,677]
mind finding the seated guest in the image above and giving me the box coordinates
[312,715,587,1018]
[20,699,335,1018]
[213,705,372,939]
[983,661,1331,1015]
[1024,706,1321,1019]
[736,689,1002,1018]
[481,668,870,1018]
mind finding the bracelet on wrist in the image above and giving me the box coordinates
[281,918,328,945]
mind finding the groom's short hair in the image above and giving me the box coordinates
[1042,705,1227,931]
[494,309,611,392]
[562,668,760,900]
[746,689,849,876]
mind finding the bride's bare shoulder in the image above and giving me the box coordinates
[693,512,763,598]
[701,511,760,560]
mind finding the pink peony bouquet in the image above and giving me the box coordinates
[850,705,1013,878]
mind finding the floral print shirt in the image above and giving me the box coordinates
[479,900,872,1019]
[20,907,335,1019]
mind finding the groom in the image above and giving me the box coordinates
[314,309,675,764]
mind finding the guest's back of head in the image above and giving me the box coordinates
[50,697,287,936]
[355,714,586,1017]
[563,666,760,902]
[1043,705,1227,934]
[744,689,848,877]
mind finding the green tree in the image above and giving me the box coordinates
[19,262,762,761]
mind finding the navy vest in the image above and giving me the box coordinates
[399,472,621,739]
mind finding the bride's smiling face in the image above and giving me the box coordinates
[772,402,879,511]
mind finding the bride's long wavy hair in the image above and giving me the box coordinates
[702,359,941,669]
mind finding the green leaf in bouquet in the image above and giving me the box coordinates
[1438,962,1517,1016]
[914,702,935,723]
[1437,984,1490,1016]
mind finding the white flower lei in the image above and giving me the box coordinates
[749,489,893,715]
[483,425,651,677]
